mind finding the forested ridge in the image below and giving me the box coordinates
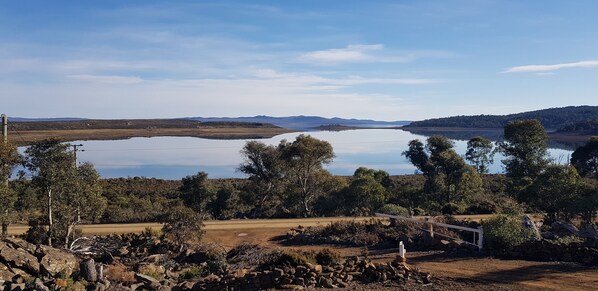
[405,105,598,130]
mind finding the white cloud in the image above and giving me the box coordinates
[303,44,383,62]
[504,60,598,73]
[301,44,402,63]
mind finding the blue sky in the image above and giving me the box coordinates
[1,0,598,121]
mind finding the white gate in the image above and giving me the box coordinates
[375,213,484,250]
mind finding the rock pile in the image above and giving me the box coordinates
[0,238,79,290]
[1,236,433,290]
[186,255,431,290]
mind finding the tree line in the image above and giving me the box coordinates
[405,105,598,130]
[1,121,597,247]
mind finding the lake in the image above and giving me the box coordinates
[20,129,574,179]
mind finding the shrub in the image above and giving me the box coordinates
[483,215,534,250]
[263,249,315,268]
[441,202,466,215]
[189,244,227,274]
[179,265,204,281]
[227,243,272,270]
[160,205,204,249]
[378,204,410,217]
[315,248,342,266]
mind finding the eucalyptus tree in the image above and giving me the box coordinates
[25,139,105,247]
[498,119,549,196]
[571,136,598,179]
[0,141,21,237]
[279,134,335,217]
[466,136,494,174]
[238,141,283,217]
[403,135,482,213]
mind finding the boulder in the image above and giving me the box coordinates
[134,272,161,289]
[38,246,78,277]
[2,239,37,254]
[0,241,40,275]
[0,263,16,281]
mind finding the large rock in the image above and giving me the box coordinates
[2,239,37,254]
[0,241,40,275]
[0,263,16,281]
[38,246,78,277]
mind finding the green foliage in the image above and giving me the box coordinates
[571,136,598,179]
[498,119,549,195]
[180,172,214,212]
[279,134,335,217]
[567,179,598,223]
[403,135,483,213]
[160,205,204,248]
[526,165,581,221]
[264,249,315,268]
[238,141,283,217]
[343,174,387,214]
[483,214,534,250]
[466,136,494,174]
[378,204,410,217]
[25,139,105,247]
[441,202,466,215]
[179,265,204,280]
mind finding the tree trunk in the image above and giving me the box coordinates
[80,258,97,282]
[47,188,53,246]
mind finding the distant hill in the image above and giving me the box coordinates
[186,115,410,130]
[8,117,85,122]
[9,119,281,131]
[556,119,598,135]
[404,106,598,130]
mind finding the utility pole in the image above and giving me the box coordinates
[71,144,84,167]
[70,143,83,224]
[2,114,8,237]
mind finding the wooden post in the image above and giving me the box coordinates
[477,226,484,250]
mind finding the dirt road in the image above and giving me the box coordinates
[7,214,506,236]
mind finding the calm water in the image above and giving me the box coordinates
[20,129,573,179]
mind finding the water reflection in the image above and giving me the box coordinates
[19,129,573,179]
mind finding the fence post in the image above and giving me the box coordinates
[477,226,483,250]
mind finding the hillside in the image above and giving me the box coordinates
[9,119,280,131]
[404,106,598,130]
[186,115,410,130]
[556,119,598,135]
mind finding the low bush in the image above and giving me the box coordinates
[262,249,315,268]
[226,243,273,270]
[315,248,342,266]
[483,214,534,250]
[179,265,204,281]
[378,204,410,217]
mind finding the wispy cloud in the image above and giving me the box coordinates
[300,44,419,64]
[302,44,387,63]
[68,74,144,84]
[504,60,598,73]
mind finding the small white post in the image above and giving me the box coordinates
[399,241,406,260]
